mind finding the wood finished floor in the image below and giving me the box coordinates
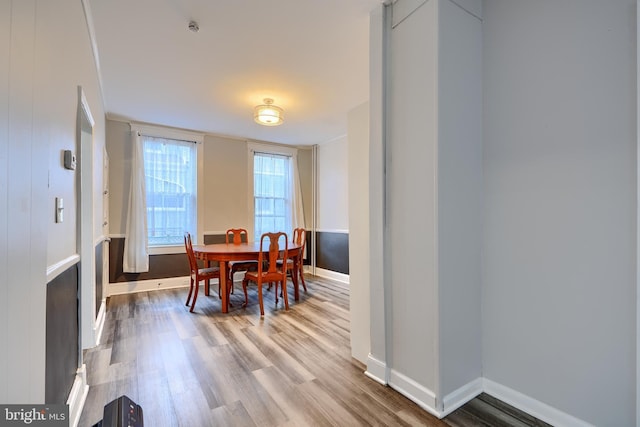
[79,276,449,427]
[79,276,548,427]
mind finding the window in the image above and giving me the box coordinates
[142,135,197,246]
[253,152,292,241]
[249,143,305,242]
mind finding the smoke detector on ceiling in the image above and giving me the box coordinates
[188,21,199,33]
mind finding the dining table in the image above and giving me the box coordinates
[192,240,304,313]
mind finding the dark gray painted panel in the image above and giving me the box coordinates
[316,231,349,275]
[303,230,311,266]
[203,233,226,244]
[109,235,228,283]
[46,264,78,404]
[109,237,190,283]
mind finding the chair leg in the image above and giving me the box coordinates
[226,279,234,308]
[186,276,194,306]
[281,279,289,310]
[258,280,265,316]
[228,265,234,295]
[274,281,279,305]
[190,279,199,312]
[299,264,307,292]
[242,278,249,307]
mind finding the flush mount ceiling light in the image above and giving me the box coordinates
[254,98,284,126]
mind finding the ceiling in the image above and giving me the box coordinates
[88,0,381,146]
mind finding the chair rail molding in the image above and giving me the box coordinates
[47,254,80,283]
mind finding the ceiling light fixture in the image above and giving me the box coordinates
[254,98,283,126]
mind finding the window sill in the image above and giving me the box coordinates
[148,245,184,255]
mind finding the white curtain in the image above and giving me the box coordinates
[143,136,197,246]
[123,130,149,272]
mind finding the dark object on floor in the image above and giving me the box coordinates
[92,395,143,427]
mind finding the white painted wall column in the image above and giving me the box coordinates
[373,0,483,417]
[366,3,390,385]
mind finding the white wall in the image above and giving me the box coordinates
[482,1,635,425]
[1,0,105,403]
[348,101,371,363]
[43,2,105,266]
[317,136,349,231]
[297,148,314,228]
[202,134,249,233]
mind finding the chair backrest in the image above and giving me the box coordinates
[226,228,248,245]
[258,232,288,275]
[293,228,306,247]
[184,232,198,273]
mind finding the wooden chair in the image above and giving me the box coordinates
[184,232,220,312]
[225,228,259,298]
[276,227,307,292]
[242,232,289,316]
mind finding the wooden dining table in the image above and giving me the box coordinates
[192,241,304,313]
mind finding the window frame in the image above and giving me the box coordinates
[247,142,298,242]
[131,123,204,254]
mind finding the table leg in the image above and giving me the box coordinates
[204,259,211,296]
[219,261,228,313]
[292,253,300,301]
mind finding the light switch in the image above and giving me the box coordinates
[56,197,64,223]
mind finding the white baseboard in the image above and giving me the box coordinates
[94,299,106,346]
[441,377,483,417]
[389,368,441,418]
[107,276,195,296]
[483,378,594,427]
[314,267,349,284]
[66,364,89,427]
[365,354,388,385]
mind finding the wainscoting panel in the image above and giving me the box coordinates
[203,233,228,244]
[109,233,310,285]
[45,263,79,404]
[109,237,190,283]
[316,231,349,275]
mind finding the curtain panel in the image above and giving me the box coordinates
[123,130,149,273]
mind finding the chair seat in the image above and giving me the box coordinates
[244,268,285,282]
[198,266,220,277]
[230,260,258,270]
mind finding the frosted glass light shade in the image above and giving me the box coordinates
[254,98,283,126]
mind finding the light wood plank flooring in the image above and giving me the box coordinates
[79,276,449,427]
